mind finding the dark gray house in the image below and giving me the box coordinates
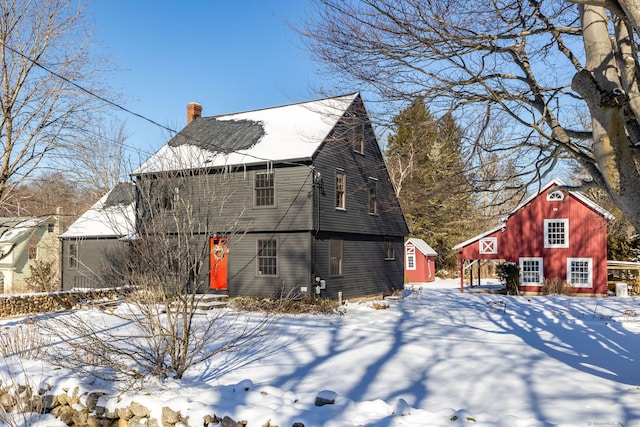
[71,93,408,300]
[59,183,135,290]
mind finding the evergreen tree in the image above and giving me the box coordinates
[386,98,475,272]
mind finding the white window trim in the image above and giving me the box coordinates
[544,218,569,248]
[567,257,593,288]
[547,190,565,201]
[519,257,544,286]
[406,246,416,271]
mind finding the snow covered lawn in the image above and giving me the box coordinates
[2,279,640,427]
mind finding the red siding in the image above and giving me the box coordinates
[405,242,436,282]
[457,184,609,295]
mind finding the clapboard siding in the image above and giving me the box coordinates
[313,232,404,299]
[137,164,314,235]
[312,99,408,237]
[61,238,126,290]
[223,231,312,298]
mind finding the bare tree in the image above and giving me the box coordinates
[43,166,268,382]
[302,0,640,230]
[59,119,133,201]
[0,0,109,212]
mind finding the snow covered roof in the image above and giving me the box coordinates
[60,183,136,239]
[405,238,437,256]
[0,216,49,244]
[134,93,359,175]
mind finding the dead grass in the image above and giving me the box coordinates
[541,278,575,296]
[230,297,341,314]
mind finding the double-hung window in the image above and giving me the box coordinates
[330,237,343,276]
[567,258,592,288]
[519,257,543,286]
[335,170,346,210]
[257,239,277,276]
[544,219,569,248]
[255,171,275,207]
[384,237,395,260]
[406,246,416,270]
[368,178,378,215]
[69,243,78,269]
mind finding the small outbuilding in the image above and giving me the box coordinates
[404,238,437,283]
[453,179,613,296]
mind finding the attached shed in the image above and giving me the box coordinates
[404,238,437,283]
[453,179,613,296]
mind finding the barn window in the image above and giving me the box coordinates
[547,190,565,201]
[335,170,346,210]
[257,239,277,276]
[479,238,497,254]
[384,237,395,260]
[567,258,592,288]
[368,178,378,215]
[519,257,543,286]
[69,243,78,269]
[544,219,569,248]
[406,245,416,270]
[255,171,275,207]
[330,237,343,276]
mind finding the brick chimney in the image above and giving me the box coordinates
[187,102,202,124]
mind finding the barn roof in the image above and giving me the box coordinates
[60,182,135,239]
[452,178,614,251]
[405,238,437,256]
[134,93,360,175]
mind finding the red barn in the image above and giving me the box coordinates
[453,179,613,296]
[404,238,437,283]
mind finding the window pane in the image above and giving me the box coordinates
[69,243,78,269]
[336,172,346,209]
[255,172,274,206]
[368,180,377,214]
[385,237,395,260]
[547,221,565,245]
[330,238,343,276]
[521,260,540,283]
[257,239,277,275]
[570,260,590,285]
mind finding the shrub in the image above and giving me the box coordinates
[542,278,574,295]
[497,262,520,295]
[230,297,340,314]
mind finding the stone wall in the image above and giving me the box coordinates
[0,385,257,427]
[0,288,132,318]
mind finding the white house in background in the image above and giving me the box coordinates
[404,238,437,283]
[59,182,135,290]
[0,215,61,293]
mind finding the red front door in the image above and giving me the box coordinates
[209,237,228,290]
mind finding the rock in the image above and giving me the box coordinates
[314,390,337,406]
[52,404,75,425]
[203,414,219,425]
[129,401,150,418]
[162,406,182,424]
[221,415,242,427]
[86,392,106,412]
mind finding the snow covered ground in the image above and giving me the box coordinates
[2,278,640,427]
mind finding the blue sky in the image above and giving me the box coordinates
[87,1,335,158]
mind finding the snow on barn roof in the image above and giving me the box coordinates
[405,238,437,256]
[452,178,614,250]
[60,183,135,239]
[134,93,359,175]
